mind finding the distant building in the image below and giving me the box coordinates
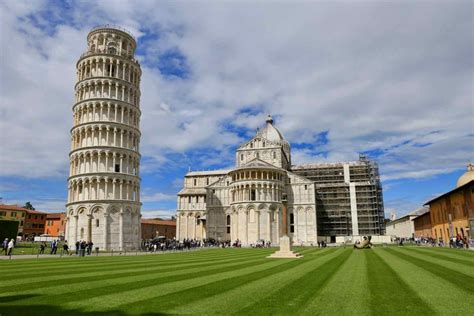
[141,219,176,239]
[413,210,432,238]
[424,164,474,242]
[23,210,47,239]
[44,213,66,238]
[385,206,429,239]
[292,155,385,239]
[0,205,27,237]
[176,115,385,246]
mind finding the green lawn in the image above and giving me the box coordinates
[0,246,473,315]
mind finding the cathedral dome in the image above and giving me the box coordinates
[456,163,474,188]
[257,115,289,146]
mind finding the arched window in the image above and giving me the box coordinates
[96,219,100,227]
[226,215,231,234]
[273,151,276,159]
[251,189,256,201]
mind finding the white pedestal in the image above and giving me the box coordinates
[268,235,303,259]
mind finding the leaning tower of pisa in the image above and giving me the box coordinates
[66,25,142,251]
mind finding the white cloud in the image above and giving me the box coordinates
[141,209,175,219]
[0,0,472,189]
[140,192,176,203]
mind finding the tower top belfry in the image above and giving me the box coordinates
[65,25,142,251]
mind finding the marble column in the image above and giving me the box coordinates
[103,213,108,250]
[119,211,124,250]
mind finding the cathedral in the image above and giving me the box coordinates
[176,115,385,246]
[176,115,316,245]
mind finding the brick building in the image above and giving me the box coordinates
[23,210,47,239]
[413,211,432,238]
[423,164,473,243]
[141,219,176,240]
[44,212,66,238]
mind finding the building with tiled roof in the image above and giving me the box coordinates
[141,218,176,239]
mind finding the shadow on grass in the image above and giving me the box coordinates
[0,295,171,316]
[0,294,40,303]
[0,305,172,316]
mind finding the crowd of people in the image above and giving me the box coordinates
[141,238,279,252]
[394,234,470,249]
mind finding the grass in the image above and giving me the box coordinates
[0,246,473,315]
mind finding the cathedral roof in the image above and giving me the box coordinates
[233,158,284,171]
[177,188,207,195]
[186,170,230,176]
[256,115,289,147]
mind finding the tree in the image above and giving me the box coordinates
[23,201,35,210]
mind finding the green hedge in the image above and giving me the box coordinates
[0,220,19,242]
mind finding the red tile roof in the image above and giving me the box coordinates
[0,205,28,212]
[25,209,48,214]
[141,219,176,226]
[46,212,65,219]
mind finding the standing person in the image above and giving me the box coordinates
[2,238,8,255]
[63,241,69,256]
[50,240,56,254]
[7,239,14,256]
[40,242,46,254]
[75,241,80,255]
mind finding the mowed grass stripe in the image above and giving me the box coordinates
[376,248,474,314]
[235,249,352,315]
[0,254,268,295]
[366,250,434,315]
[2,255,271,307]
[405,247,474,265]
[0,248,267,272]
[390,247,474,278]
[117,248,324,314]
[0,252,269,289]
[302,249,370,315]
[168,248,341,315]
[1,250,270,280]
[63,250,319,312]
[385,248,474,293]
[420,247,474,258]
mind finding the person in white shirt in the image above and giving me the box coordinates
[7,239,14,256]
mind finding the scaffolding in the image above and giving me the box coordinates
[292,155,385,237]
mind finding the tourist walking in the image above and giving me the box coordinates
[2,238,8,255]
[39,242,46,254]
[7,239,14,256]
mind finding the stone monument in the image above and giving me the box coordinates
[268,203,303,258]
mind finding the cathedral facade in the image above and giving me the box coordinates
[176,116,317,246]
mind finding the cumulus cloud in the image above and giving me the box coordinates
[0,1,472,215]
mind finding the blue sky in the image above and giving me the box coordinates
[0,0,472,218]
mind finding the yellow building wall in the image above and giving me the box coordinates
[429,183,473,243]
[0,209,26,233]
